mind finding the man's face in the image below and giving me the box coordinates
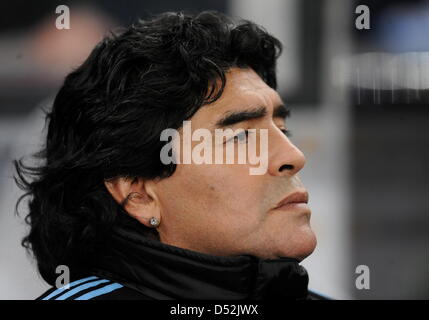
[153,67,316,261]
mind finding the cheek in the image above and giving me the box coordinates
[155,163,278,254]
[159,163,266,224]
[194,164,265,213]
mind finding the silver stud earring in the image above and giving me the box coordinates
[149,217,160,228]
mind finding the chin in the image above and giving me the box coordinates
[277,228,317,261]
[296,230,318,261]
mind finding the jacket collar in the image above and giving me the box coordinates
[93,220,310,300]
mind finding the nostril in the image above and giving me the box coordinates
[279,164,294,172]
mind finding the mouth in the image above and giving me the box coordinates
[272,190,310,212]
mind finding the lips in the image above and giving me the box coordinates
[273,191,309,210]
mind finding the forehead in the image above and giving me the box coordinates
[190,67,282,128]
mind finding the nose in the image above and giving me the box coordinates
[268,128,306,177]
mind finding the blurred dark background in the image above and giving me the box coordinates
[350,0,429,299]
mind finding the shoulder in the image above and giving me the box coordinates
[36,276,152,300]
[307,289,333,300]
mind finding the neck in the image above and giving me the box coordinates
[92,220,310,300]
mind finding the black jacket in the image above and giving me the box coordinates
[37,221,328,300]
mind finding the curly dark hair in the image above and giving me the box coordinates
[13,10,282,285]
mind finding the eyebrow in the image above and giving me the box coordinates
[214,104,290,128]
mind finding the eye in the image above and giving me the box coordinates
[280,128,292,137]
[229,130,250,144]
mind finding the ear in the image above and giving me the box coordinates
[104,176,161,228]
